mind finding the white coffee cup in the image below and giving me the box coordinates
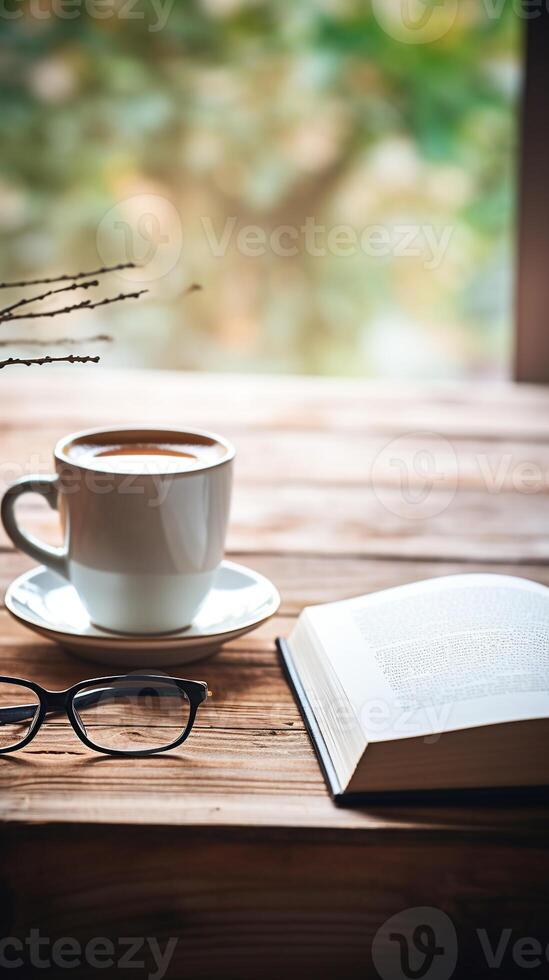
[1,426,234,634]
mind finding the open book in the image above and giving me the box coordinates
[278,574,549,802]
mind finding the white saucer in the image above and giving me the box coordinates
[5,561,280,667]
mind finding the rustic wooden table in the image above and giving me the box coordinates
[0,370,548,979]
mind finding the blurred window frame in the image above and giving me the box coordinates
[515,7,549,381]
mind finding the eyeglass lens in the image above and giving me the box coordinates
[73,677,192,752]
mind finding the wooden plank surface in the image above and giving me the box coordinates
[12,485,549,562]
[2,824,548,980]
[5,370,549,437]
[2,598,549,837]
[0,369,548,835]
[1,369,549,978]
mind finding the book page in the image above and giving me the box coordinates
[305,574,549,743]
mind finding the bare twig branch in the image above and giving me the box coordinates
[0,289,148,324]
[0,279,99,319]
[0,334,112,347]
[0,262,139,290]
[0,354,101,369]
[0,259,148,368]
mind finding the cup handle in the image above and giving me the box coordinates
[1,475,68,579]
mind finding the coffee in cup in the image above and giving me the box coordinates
[1,427,234,634]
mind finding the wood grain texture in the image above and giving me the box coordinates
[5,549,549,614]
[2,825,549,980]
[2,825,548,980]
[1,370,549,437]
[1,426,549,488]
[7,481,549,561]
[0,370,548,977]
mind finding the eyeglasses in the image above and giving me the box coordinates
[0,674,208,756]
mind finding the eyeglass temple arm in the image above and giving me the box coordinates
[0,684,203,725]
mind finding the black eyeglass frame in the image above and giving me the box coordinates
[0,674,208,757]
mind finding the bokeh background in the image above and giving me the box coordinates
[0,0,521,377]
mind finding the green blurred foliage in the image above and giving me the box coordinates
[0,0,521,377]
